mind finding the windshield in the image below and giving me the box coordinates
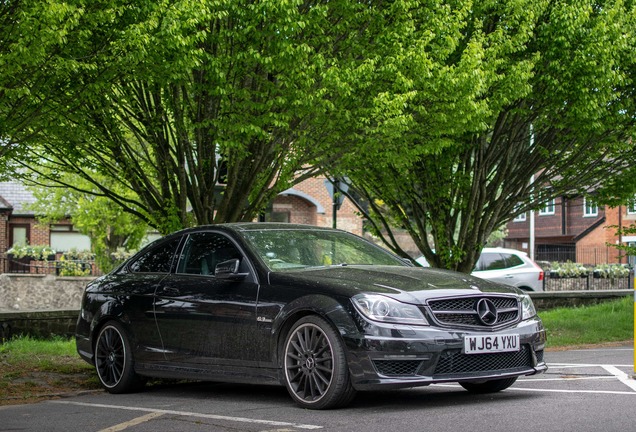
[240,228,405,271]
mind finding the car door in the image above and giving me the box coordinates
[113,236,183,363]
[153,231,261,367]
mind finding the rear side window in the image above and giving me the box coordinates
[502,253,524,268]
[479,253,508,271]
[129,237,181,273]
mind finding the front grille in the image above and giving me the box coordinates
[373,360,423,376]
[427,296,520,328]
[434,345,533,377]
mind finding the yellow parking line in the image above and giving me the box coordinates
[50,401,323,430]
[98,411,164,432]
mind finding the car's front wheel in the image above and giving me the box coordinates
[94,321,144,393]
[459,377,518,393]
[283,315,356,409]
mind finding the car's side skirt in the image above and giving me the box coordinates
[134,361,281,386]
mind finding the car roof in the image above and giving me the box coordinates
[160,223,347,239]
[481,247,529,256]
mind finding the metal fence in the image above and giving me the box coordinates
[0,257,101,277]
[536,245,631,266]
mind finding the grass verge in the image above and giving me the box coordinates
[0,336,99,406]
[1,297,633,405]
[539,296,633,348]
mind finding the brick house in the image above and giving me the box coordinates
[504,195,636,266]
[0,182,89,272]
[0,182,59,253]
[265,176,363,235]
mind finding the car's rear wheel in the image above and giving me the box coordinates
[459,377,518,393]
[94,321,144,393]
[283,315,356,409]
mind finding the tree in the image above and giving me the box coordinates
[4,0,419,233]
[27,173,148,272]
[335,0,636,272]
[0,0,90,163]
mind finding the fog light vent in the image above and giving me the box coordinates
[373,360,422,376]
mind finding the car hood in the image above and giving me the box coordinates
[269,265,519,304]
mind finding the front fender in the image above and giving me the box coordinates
[270,294,362,365]
[76,295,130,364]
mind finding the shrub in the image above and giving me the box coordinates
[6,244,56,261]
[549,261,589,278]
[593,264,631,278]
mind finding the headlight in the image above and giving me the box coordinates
[521,294,537,320]
[352,294,429,326]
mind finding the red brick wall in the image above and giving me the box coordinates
[7,216,50,247]
[272,195,317,226]
[576,206,621,264]
[271,176,364,235]
[0,212,8,254]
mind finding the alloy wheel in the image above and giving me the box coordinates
[284,322,335,403]
[95,324,126,388]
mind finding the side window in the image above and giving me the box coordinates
[480,253,508,271]
[129,237,181,273]
[177,232,242,276]
[503,253,524,268]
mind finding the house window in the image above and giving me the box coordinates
[583,197,598,217]
[9,224,30,248]
[513,212,526,222]
[539,199,556,215]
[628,196,636,215]
[50,224,91,252]
[264,212,290,223]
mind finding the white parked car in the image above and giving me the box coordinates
[416,247,545,291]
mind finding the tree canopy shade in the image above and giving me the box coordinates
[336,0,636,273]
[2,0,417,233]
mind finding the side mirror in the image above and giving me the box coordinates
[215,258,248,280]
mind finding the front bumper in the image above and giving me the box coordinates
[345,317,547,391]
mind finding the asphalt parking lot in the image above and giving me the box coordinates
[1,345,635,432]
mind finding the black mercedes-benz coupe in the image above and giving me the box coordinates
[76,223,547,409]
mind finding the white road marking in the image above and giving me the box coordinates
[432,360,636,395]
[548,363,636,391]
[50,401,323,430]
[433,383,636,395]
[602,365,636,392]
[566,348,633,352]
[549,363,633,368]
[98,411,164,432]
[519,376,617,382]
[507,387,636,395]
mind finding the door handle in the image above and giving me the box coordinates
[161,286,180,296]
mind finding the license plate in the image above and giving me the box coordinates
[464,334,520,355]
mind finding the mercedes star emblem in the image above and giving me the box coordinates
[476,298,498,326]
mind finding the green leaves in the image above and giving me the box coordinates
[2,0,431,231]
[3,0,635,262]
[336,0,636,272]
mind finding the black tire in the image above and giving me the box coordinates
[283,315,356,409]
[94,321,144,394]
[459,377,518,394]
